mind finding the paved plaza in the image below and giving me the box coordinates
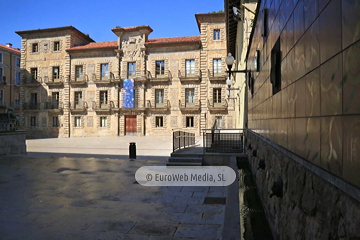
[0,136,236,240]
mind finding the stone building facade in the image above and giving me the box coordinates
[0,44,21,114]
[16,13,235,138]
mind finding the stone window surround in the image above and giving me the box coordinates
[73,116,83,128]
[99,116,109,128]
[53,40,61,52]
[51,116,60,128]
[155,116,164,128]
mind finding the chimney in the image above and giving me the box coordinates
[6,43,12,48]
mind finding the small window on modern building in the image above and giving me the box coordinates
[155,61,165,76]
[100,117,107,128]
[213,59,222,76]
[101,63,109,80]
[75,65,83,80]
[128,62,136,78]
[54,41,60,51]
[75,116,81,127]
[30,116,36,127]
[155,116,163,127]
[186,116,194,127]
[53,117,59,127]
[270,38,281,95]
[32,43,38,53]
[185,60,195,76]
[213,29,221,40]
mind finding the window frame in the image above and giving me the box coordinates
[185,59,195,76]
[185,88,195,107]
[0,53,3,63]
[74,91,82,107]
[100,63,109,80]
[0,89,4,104]
[74,116,82,127]
[30,68,38,80]
[155,116,164,128]
[215,116,223,128]
[0,67,3,80]
[30,116,36,127]
[75,65,83,80]
[15,71,20,85]
[52,66,60,80]
[155,89,164,107]
[53,41,60,51]
[213,59,222,76]
[155,61,165,76]
[99,91,108,106]
[128,62,136,78]
[213,29,221,40]
[186,116,194,128]
[100,117,107,128]
[53,116,59,127]
[213,88,222,105]
[32,43,39,53]
[16,58,20,68]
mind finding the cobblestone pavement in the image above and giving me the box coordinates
[0,137,227,240]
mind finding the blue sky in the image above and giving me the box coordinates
[0,0,224,49]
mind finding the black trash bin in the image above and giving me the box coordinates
[129,142,136,159]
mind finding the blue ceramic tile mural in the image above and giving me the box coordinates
[123,79,134,108]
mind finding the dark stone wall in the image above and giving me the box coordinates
[246,131,360,240]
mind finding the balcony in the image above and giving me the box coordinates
[121,71,149,82]
[92,72,119,85]
[119,99,147,112]
[179,100,201,112]
[24,77,42,87]
[92,101,116,113]
[146,100,171,112]
[148,71,171,83]
[69,101,88,113]
[178,70,201,82]
[44,76,64,87]
[0,101,7,109]
[68,75,88,86]
[208,70,227,81]
[207,99,228,112]
[44,102,63,113]
[23,102,41,111]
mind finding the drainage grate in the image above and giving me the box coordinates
[203,197,226,205]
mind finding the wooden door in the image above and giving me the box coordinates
[125,115,137,135]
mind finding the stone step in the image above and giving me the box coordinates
[168,157,203,163]
[166,162,202,166]
[170,153,204,158]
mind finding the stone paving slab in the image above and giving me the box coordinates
[0,154,229,239]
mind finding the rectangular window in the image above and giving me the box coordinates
[30,93,37,106]
[101,63,109,80]
[52,66,60,80]
[75,117,81,127]
[213,59,222,76]
[0,53,2,63]
[54,41,60,51]
[155,116,163,127]
[16,58,20,67]
[186,116,194,127]
[215,116,222,128]
[100,117,107,128]
[100,91,108,105]
[128,62,136,77]
[155,89,164,107]
[185,88,195,106]
[0,90,3,104]
[30,117,36,127]
[74,91,82,108]
[32,43,38,53]
[15,72,20,85]
[155,61,165,76]
[30,68,38,80]
[0,68,3,80]
[53,117,59,127]
[213,29,221,40]
[75,65,83,80]
[271,38,281,95]
[213,88,222,104]
[185,60,195,76]
[52,92,59,109]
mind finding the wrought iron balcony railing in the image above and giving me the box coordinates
[92,101,116,111]
[44,76,65,86]
[68,74,89,85]
[207,99,228,111]
[146,100,171,111]
[179,99,201,112]
[120,70,150,82]
[23,102,41,110]
[24,77,42,86]
[69,101,88,110]
[148,70,172,83]
[208,70,227,81]
[92,72,119,84]
[43,102,63,110]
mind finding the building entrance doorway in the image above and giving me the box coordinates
[125,115,137,135]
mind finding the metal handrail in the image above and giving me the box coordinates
[172,130,196,152]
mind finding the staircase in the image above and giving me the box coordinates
[166,148,204,166]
